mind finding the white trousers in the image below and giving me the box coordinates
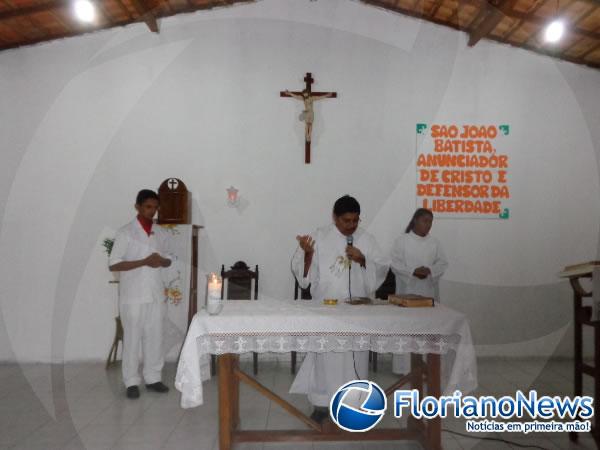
[289,351,369,407]
[120,301,166,388]
[392,354,410,374]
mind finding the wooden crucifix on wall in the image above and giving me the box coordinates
[280,72,337,164]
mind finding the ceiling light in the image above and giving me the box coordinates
[544,19,564,43]
[74,0,96,23]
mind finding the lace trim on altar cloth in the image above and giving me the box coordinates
[195,333,461,355]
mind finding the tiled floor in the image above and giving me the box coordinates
[0,356,597,449]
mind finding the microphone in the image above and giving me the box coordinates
[346,235,353,301]
[346,235,354,268]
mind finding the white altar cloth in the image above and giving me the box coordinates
[175,299,477,408]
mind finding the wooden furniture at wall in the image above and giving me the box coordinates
[560,261,600,447]
[157,178,190,225]
[210,261,260,376]
[187,225,202,327]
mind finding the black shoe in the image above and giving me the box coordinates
[126,386,140,399]
[310,407,328,424]
[145,382,169,393]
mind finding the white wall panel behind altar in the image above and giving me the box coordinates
[0,0,599,364]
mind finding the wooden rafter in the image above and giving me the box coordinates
[1,0,50,40]
[361,0,600,68]
[486,30,600,68]
[579,39,600,59]
[522,0,575,47]
[363,0,465,32]
[0,0,598,69]
[128,0,159,32]
[113,0,134,20]
[468,0,518,46]
[0,1,70,22]
[560,4,598,53]
[502,0,546,40]
[429,0,445,17]
[0,14,134,50]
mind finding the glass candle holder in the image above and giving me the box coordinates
[206,272,223,315]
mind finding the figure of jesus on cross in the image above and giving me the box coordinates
[280,73,337,164]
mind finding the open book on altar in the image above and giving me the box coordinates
[558,261,600,278]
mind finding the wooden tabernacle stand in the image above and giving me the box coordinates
[157,177,202,327]
[560,261,600,446]
[216,352,442,450]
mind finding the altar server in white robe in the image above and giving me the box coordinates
[289,195,389,422]
[109,190,173,399]
[391,208,448,374]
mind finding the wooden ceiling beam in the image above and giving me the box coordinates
[466,5,491,32]
[468,0,518,46]
[128,0,159,32]
[486,32,600,68]
[0,0,118,28]
[502,0,546,40]
[464,0,600,41]
[0,14,134,50]
[579,40,600,58]
[555,3,597,53]
[428,0,445,18]
[94,0,112,25]
[361,0,600,68]
[113,0,134,20]
[362,0,465,30]
[1,0,52,40]
[0,0,70,21]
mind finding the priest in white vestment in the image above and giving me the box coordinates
[391,208,447,374]
[289,195,389,422]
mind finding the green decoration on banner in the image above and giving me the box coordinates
[499,208,510,219]
[499,125,510,136]
[416,123,428,135]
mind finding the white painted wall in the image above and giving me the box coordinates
[1,0,599,364]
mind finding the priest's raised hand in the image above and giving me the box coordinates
[296,235,315,255]
[296,235,315,277]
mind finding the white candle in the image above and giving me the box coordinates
[206,273,223,315]
[207,273,222,300]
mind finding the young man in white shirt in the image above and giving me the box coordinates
[109,190,173,399]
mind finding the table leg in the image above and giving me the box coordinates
[232,355,240,429]
[409,353,423,433]
[219,354,234,450]
[427,353,442,450]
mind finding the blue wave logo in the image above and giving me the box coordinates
[330,380,387,432]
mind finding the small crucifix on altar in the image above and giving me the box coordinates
[280,72,337,164]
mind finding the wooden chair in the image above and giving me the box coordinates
[210,261,259,376]
[370,268,396,372]
[291,279,312,374]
